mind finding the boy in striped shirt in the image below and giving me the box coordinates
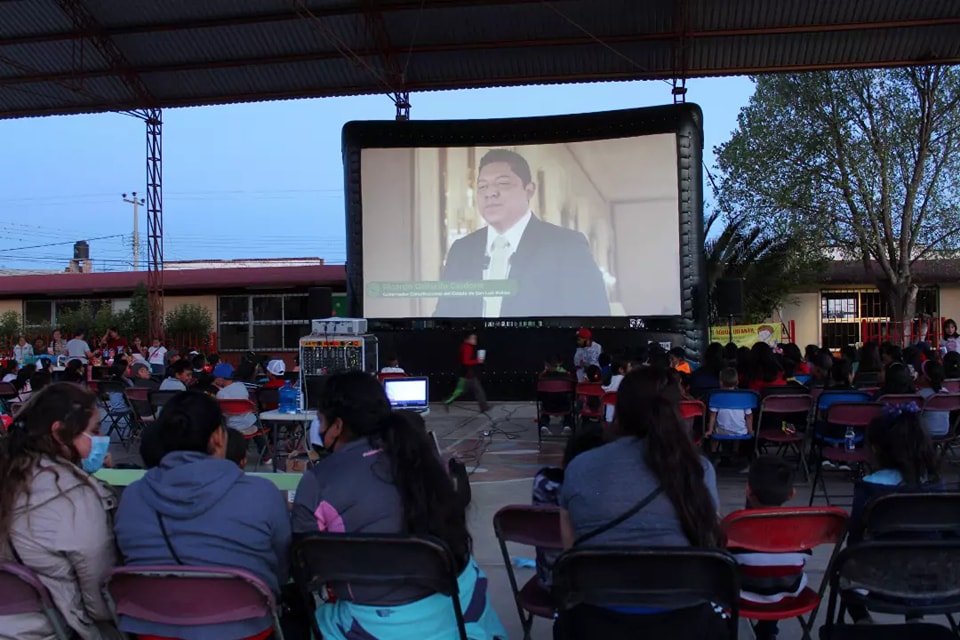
[732,456,809,640]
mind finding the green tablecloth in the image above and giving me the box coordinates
[94,468,302,491]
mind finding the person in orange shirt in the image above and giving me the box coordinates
[670,347,692,374]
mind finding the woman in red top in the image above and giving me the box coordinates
[748,342,785,391]
[442,333,490,413]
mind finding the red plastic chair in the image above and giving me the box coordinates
[217,398,271,468]
[576,382,605,427]
[722,507,850,640]
[0,561,73,639]
[493,505,563,640]
[377,372,408,384]
[809,402,885,506]
[536,377,576,445]
[756,394,814,482]
[103,565,281,639]
[680,400,706,444]
[943,379,960,393]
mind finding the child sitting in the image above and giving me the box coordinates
[380,355,406,374]
[531,428,605,588]
[917,360,951,437]
[601,360,625,423]
[669,346,692,374]
[705,367,754,447]
[731,457,808,640]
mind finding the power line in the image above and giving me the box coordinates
[0,234,127,253]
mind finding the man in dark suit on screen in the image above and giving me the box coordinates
[435,149,610,318]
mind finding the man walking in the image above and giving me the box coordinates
[443,333,490,413]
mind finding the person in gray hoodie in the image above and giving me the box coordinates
[114,390,291,640]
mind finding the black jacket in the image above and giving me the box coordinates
[435,215,610,318]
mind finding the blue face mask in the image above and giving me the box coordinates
[81,433,111,474]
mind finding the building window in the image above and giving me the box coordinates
[23,299,111,333]
[820,287,939,349]
[218,294,311,351]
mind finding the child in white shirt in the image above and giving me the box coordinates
[380,355,406,374]
[601,360,625,423]
[705,367,754,449]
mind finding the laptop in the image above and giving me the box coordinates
[384,376,430,414]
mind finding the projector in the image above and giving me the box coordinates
[311,318,368,335]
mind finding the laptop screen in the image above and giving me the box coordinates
[384,377,429,409]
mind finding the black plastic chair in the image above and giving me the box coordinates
[552,547,740,640]
[862,492,960,539]
[292,533,468,640]
[822,540,960,634]
[97,379,134,445]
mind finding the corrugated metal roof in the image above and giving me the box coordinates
[1,0,958,119]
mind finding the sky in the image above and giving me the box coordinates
[0,75,754,272]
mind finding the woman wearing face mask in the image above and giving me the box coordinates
[0,382,119,640]
[114,391,291,640]
[291,371,506,640]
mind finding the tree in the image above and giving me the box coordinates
[704,210,825,323]
[716,66,960,332]
[0,311,22,349]
[165,304,214,348]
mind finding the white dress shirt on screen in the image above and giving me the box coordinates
[482,210,532,318]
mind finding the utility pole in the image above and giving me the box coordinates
[122,192,144,270]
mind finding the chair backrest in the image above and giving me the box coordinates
[825,540,960,619]
[148,390,179,414]
[123,386,150,403]
[537,378,575,395]
[105,565,276,629]
[923,393,960,413]
[552,547,739,637]
[824,402,884,427]
[679,399,706,419]
[0,561,52,615]
[793,374,813,386]
[576,382,605,398]
[493,505,563,549]
[0,381,19,399]
[862,492,960,539]
[294,533,467,639]
[708,389,759,411]
[722,507,849,552]
[217,398,257,416]
[944,379,960,393]
[759,394,814,417]
[817,390,872,411]
[876,393,926,408]
[760,384,810,398]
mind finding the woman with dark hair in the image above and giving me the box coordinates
[0,383,119,640]
[13,363,37,401]
[853,342,883,387]
[780,343,808,375]
[291,371,505,640]
[62,358,86,384]
[747,342,785,391]
[689,341,725,397]
[875,362,915,398]
[114,391,291,640]
[558,367,726,638]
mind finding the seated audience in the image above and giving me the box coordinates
[705,367,754,451]
[380,355,406,374]
[827,358,856,390]
[114,391,290,640]
[730,457,807,640]
[158,359,193,391]
[875,361,915,398]
[0,383,119,640]
[131,361,159,391]
[13,363,36,401]
[747,343,785,391]
[532,428,605,588]
[808,352,834,388]
[780,343,809,375]
[291,372,506,640]
[880,342,902,367]
[225,427,249,469]
[539,356,575,436]
[669,346,691,374]
[213,363,269,465]
[62,358,86,383]
[689,342,724,397]
[1,359,18,383]
[264,359,288,388]
[918,360,951,438]
[559,367,726,638]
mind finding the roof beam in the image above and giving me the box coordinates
[4,18,959,87]
[4,54,958,120]
[0,0,536,46]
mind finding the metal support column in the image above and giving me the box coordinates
[145,109,164,340]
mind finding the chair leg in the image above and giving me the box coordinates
[808,458,823,506]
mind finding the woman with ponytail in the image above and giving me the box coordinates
[0,382,121,640]
[558,366,728,638]
[291,371,506,640]
[114,391,291,640]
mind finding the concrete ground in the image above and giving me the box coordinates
[110,401,958,639]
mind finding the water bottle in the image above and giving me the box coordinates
[844,426,856,451]
[279,380,298,414]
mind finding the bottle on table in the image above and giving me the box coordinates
[279,380,298,414]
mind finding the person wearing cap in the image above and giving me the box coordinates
[574,329,602,383]
[259,359,287,411]
[131,361,159,391]
[213,362,271,466]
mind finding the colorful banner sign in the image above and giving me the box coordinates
[709,323,782,348]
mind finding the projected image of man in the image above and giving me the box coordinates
[435,149,609,318]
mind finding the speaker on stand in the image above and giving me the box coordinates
[715,278,744,344]
[307,287,333,318]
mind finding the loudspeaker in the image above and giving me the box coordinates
[715,278,744,318]
[307,287,333,318]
